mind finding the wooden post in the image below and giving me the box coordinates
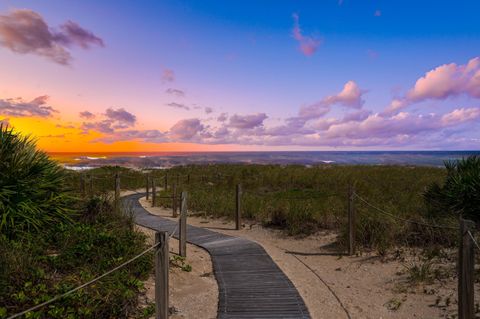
[458,218,475,319]
[152,180,156,207]
[155,231,169,319]
[146,175,150,200]
[114,173,120,211]
[172,183,177,218]
[348,183,356,256]
[235,184,242,230]
[164,173,168,190]
[179,191,187,257]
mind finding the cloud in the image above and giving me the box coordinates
[290,81,365,125]
[162,68,175,83]
[385,57,480,114]
[217,113,228,122]
[441,107,480,126]
[105,108,136,126]
[325,108,480,140]
[169,118,205,140]
[90,105,480,148]
[229,113,268,129]
[205,107,213,114]
[0,9,104,65]
[79,110,95,119]
[81,107,136,133]
[95,129,167,144]
[56,20,104,49]
[165,88,185,97]
[298,102,331,120]
[323,80,365,109]
[167,102,190,110]
[0,95,58,117]
[291,13,321,56]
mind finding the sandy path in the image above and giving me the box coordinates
[136,194,462,319]
[122,191,218,319]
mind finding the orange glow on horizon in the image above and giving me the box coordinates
[6,117,239,153]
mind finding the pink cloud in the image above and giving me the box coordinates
[296,80,365,122]
[441,107,480,126]
[217,113,228,122]
[169,118,205,140]
[385,57,480,114]
[229,113,267,129]
[323,80,365,109]
[291,13,321,56]
[0,9,103,65]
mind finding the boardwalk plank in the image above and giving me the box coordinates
[123,194,311,319]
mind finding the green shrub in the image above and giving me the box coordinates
[0,125,73,238]
[424,156,480,221]
[0,200,152,319]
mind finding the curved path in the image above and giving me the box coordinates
[123,193,310,319]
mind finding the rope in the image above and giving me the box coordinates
[6,242,161,319]
[468,231,480,251]
[240,190,339,200]
[289,253,351,319]
[169,220,180,239]
[353,192,456,230]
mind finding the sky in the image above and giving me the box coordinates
[0,0,480,152]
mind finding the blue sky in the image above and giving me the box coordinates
[0,0,479,151]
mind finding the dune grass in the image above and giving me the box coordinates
[64,162,459,252]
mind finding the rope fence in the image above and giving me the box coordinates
[7,241,162,319]
[65,171,479,319]
[352,192,456,230]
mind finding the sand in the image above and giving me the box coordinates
[122,191,217,319]
[135,226,218,319]
[130,191,472,319]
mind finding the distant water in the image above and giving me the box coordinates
[48,151,480,170]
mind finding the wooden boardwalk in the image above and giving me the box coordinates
[123,193,311,319]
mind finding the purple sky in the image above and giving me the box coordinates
[0,0,479,151]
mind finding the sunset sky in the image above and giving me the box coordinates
[1,0,480,152]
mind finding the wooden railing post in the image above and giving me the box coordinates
[114,173,120,211]
[235,184,242,230]
[179,191,187,257]
[155,231,169,319]
[459,218,475,319]
[152,179,156,207]
[146,175,150,200]
[172,183,177,218]
[348,183,356,256]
